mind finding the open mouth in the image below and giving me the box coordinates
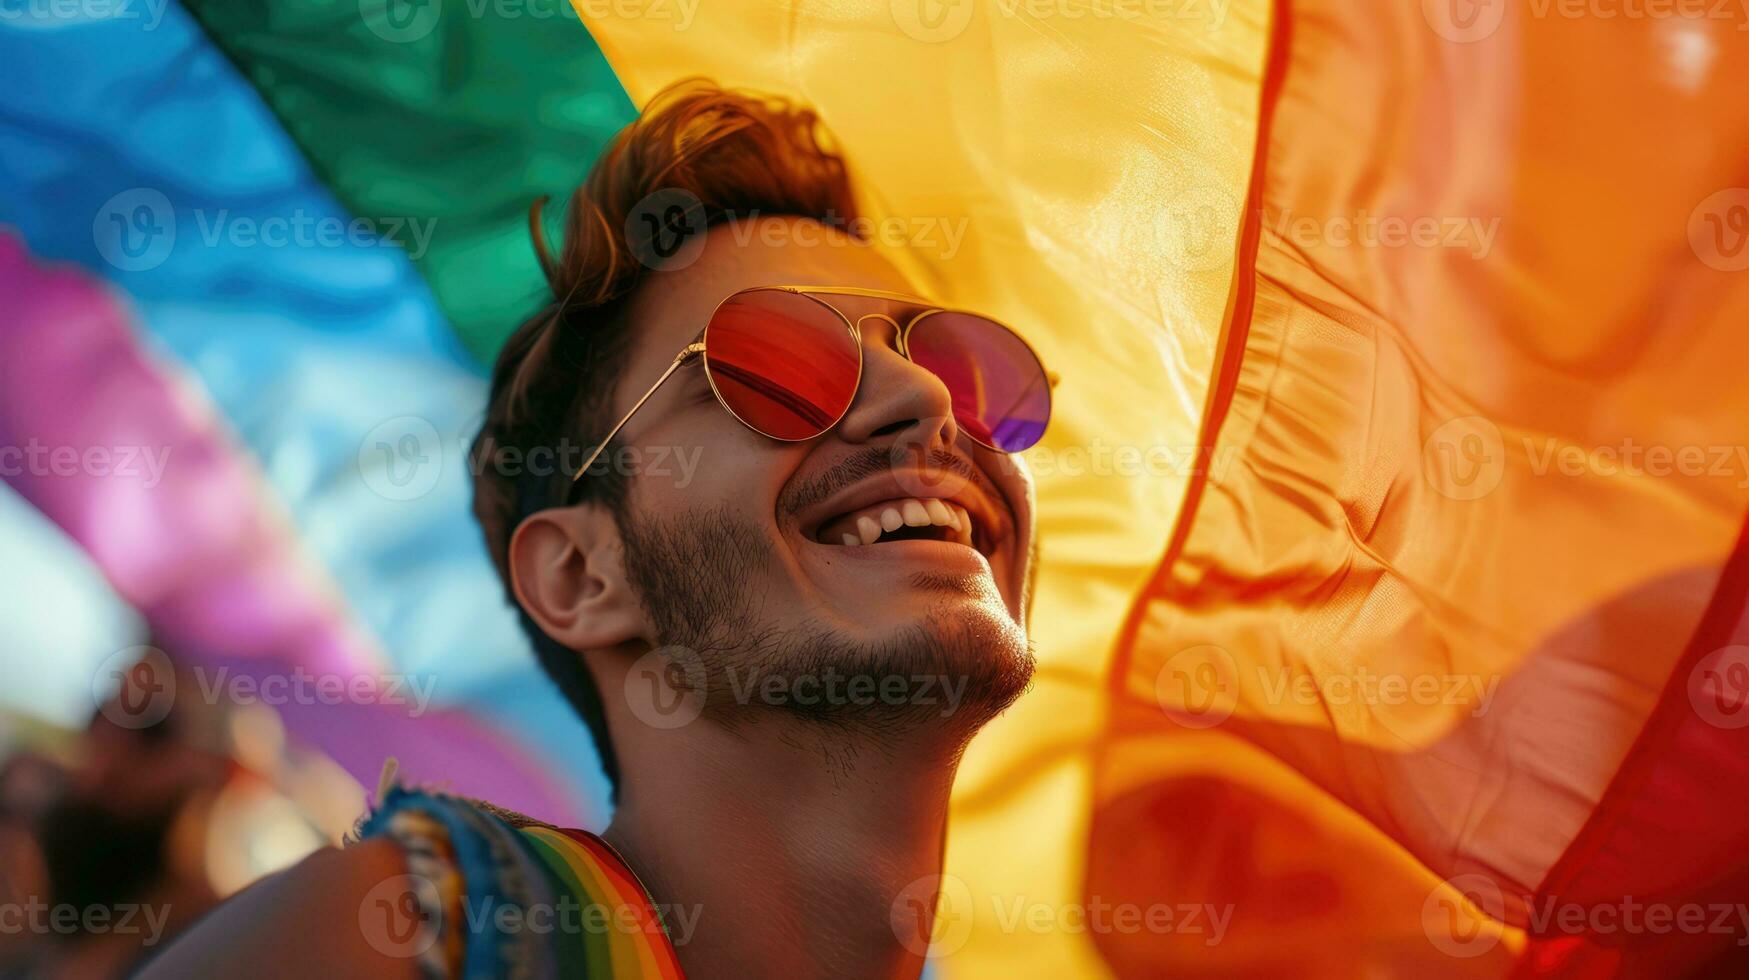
[813,496,992,556]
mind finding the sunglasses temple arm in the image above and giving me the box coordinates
[570,343,705,487]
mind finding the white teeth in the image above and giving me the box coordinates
[826,498,980,548]
[924,499,953,527]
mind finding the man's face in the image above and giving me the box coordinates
[604,217,1037,731]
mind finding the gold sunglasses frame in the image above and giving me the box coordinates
[562,285,1054,503]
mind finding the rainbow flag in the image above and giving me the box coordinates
[4,0,1748,974]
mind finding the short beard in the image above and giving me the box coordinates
[615,503,1034,745]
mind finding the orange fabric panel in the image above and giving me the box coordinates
[1097,0,1749,973]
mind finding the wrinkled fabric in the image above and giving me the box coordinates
[1098,2,1749,975]
[181,0,636,362]
[0,234,576,818]
[0,5,605,819]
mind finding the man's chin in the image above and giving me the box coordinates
[702,613,1034,739]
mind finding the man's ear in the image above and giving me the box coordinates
[508,505,646,653]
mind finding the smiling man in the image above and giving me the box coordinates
[143,80,1050,979]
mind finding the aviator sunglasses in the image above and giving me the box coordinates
[564,285,1054,501]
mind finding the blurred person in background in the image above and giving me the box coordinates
[0,647,356,979]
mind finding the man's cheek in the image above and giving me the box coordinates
[672,446,703,488]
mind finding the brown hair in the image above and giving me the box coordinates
[468,79,861,792]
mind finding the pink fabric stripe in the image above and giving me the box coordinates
[0,232,377,677]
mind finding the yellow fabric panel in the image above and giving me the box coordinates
[571,2,1267,976]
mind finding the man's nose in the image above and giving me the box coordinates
[833,314,961,451]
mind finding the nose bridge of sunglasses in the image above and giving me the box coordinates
[851,311,907,351]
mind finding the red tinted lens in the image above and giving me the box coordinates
[704,290,861,440]
[905,312,1051,452]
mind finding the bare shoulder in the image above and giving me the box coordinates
[139,836,423,980]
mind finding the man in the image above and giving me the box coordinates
[144,79,1051,978]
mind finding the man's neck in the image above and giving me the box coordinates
[602,720,964,980]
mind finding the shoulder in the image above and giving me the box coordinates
[143,789,656,979]
[139,836,422,979]
[144,788,548,979]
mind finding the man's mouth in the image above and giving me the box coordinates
[813,496,991,555]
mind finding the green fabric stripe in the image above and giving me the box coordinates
[182,0,635,363]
